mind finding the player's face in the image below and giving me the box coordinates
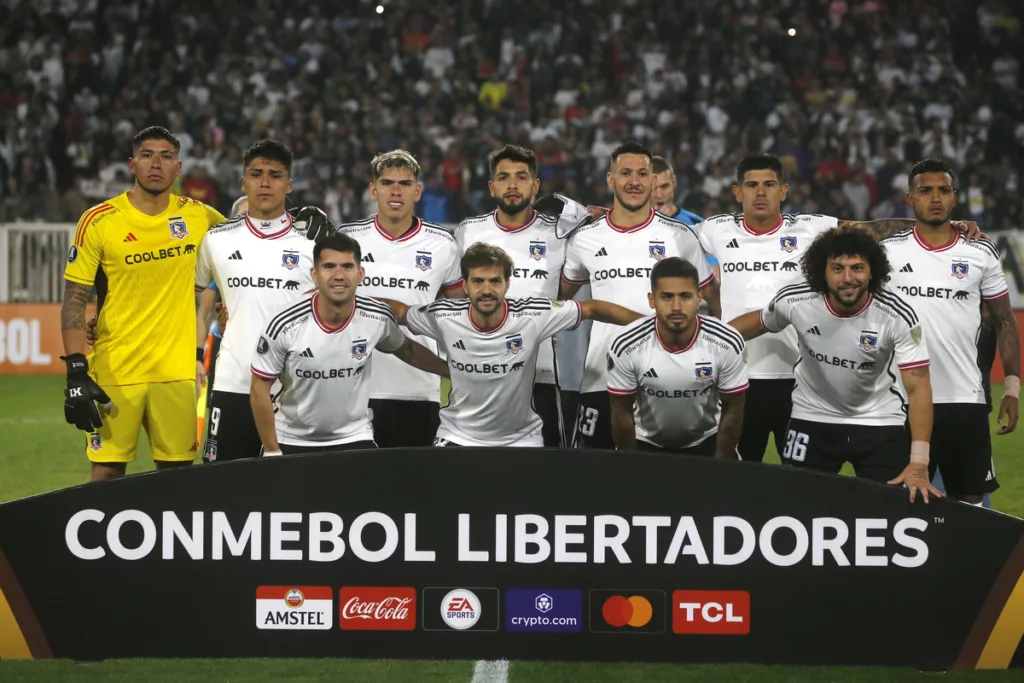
[371,168,422,223]
[242,157,292,217]
[825,254,871,309]
[907,172,956,227]
[651,170,677,213]
[465,265,510,316]
[313,249,364,306]
[489,159,540,216]
[733,170,788,221]
[648,276,701,334]
[607,154,653,212]
[129,139,181,196]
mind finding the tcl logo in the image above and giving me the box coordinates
[672,590,750,635]
[338,586,416,631]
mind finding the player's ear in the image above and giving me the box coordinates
[606,171,613,190]
[732,183,742,204]
[531,177,540,196]
[369,181,378,200]
[414,182,423,202]
[647,291,655,310]
[356,266,365,285]
[780,182,789,201]
[488,179,497,198]
[287,177,293,195]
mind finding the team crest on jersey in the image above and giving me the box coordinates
[694,362,714,383]
[859,331,879,352]
[505,335,525,355]
[529,242,546,260]
[352,340,368,359]
[168,216,188,239]
[649,242,666,260]
[282,250,300,270]
[780,236,798,252]
[951,260,969,279]
[89,433,102,451]
[415,252,433,271]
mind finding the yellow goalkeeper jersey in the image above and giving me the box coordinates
[64,192,226,385]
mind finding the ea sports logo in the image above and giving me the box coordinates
[285,589,305,609]
[602,595,653,628]
[440,589,481,630]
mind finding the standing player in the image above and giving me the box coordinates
[61,126,226,481]
[559,141,720,449]
[608,258,748,457]
[884,158,1019,505]
[339,150,465,448]
[697,153,978,464]
[729,226,940,503]
[379,243,643,447]
[250,234,449,455]
[454,145,568,445]
[193,139,318,463]
[651,155,704,226]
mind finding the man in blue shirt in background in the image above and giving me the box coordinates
[651,156,718,276]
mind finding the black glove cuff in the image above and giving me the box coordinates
[61,353,89,377]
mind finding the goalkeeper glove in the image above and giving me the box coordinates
[61,354,113,432]
[535,193,597,238]
[290,206,336,241]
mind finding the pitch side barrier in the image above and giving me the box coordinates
[0,448,1021,668]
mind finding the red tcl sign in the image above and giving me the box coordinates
[672,590,750,635]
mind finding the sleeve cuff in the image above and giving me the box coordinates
[64,272,95,287]
[698,272,717,288]
[560,271,588,285]
[898,360,930,370]
[194,285,206,292]
[607,386,636,396]
[982,290,1009,301]
[443,279,464,291]
[251,366,279,380]
[571,301,583,330]
[720,382,750,395]
[758,309,775,333]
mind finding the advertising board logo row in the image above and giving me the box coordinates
[256,586,750,635]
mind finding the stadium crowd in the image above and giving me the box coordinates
[1,0,1023,229]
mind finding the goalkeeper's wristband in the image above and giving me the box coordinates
[197,348,205,362]
[1005,376,1020,399]
[61,353,89,377]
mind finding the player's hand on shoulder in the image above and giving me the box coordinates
[951,220,986,242]
[61,353,114,432]
[291,206,335,241]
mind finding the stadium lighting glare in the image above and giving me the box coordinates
[376,4,384,13]
[788,28,796,36]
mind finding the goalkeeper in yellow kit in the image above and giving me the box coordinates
[61,127,226,482]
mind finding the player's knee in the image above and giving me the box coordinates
[90,462,127,481]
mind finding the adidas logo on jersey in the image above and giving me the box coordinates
[362,253,375,263]
[806,326,821,335]
[726,239,739,248]
[595,247,608,257]
[452,340,466,350]
[228,250,242,260]
[123,233,137,242]
[899,263,913,273]
[300,347,314,358]
[642,368,659,379]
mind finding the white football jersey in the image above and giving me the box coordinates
[607,315,749,449]
[406,297,583,446]
[454,210,567,384]
[561,209,714,393]
[760,285,929,426]
[340,216,463,403]
[251,294,406,447]
[883,229,1009,404]
[195,213,315,394]
[696,212,838,379]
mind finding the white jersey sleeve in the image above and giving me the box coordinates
[405,303,444,341]
[606,337,640,395]
[195,235,214,291]
[251,323,290,381]
[716,332,750,394]
[673,226,715,287]
[538,300,583,338]
[892,317,930,371]
[561,233,590,285]
[377,306,407,354]
[981,244,1011,300]
[759,284,804,333]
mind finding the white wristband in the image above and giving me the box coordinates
[910,441,929,466]
[264,450,283,458]
[1005,376,1020,399]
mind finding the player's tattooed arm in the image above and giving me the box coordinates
[61,280,94,355]
[715,392,745,459]
[609,393,637,452]
[389,337,450,378]
[985,295,1021,435]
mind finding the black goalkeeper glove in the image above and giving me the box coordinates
[290,206,336,241]
[534,194,566,218]
[61,354,113,432]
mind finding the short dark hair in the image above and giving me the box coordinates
[610,140,652,168]
[244,139,293,173]
[651,257,700,291]
[460,242,514,281]
[651,155,674,176]
[909,157,956,190]
[313,233,362,266]
[489,144,538,177]
[736,153,784,184]
[132,126,180,154]
[801,226,891,295]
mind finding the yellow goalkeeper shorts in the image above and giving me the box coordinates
[85,380,198,463]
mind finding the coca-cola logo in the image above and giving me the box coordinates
[338,586,417,631]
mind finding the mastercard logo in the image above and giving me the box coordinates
[602,595,653,628]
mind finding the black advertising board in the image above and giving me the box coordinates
[0,448,1022,668]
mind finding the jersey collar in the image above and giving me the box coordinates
[374,215,422,242]
[655,317,700,354]
[608,208,655,233]
[311,293,356,334]
[742,215,784,236]
[493,209,538,233]
[244,212,293,239]
[824,293,873,318]
[912,226,959,252]
[468,300,509,333]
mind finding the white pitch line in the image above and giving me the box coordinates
[0,417,64,424]
[470,659,509,683]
